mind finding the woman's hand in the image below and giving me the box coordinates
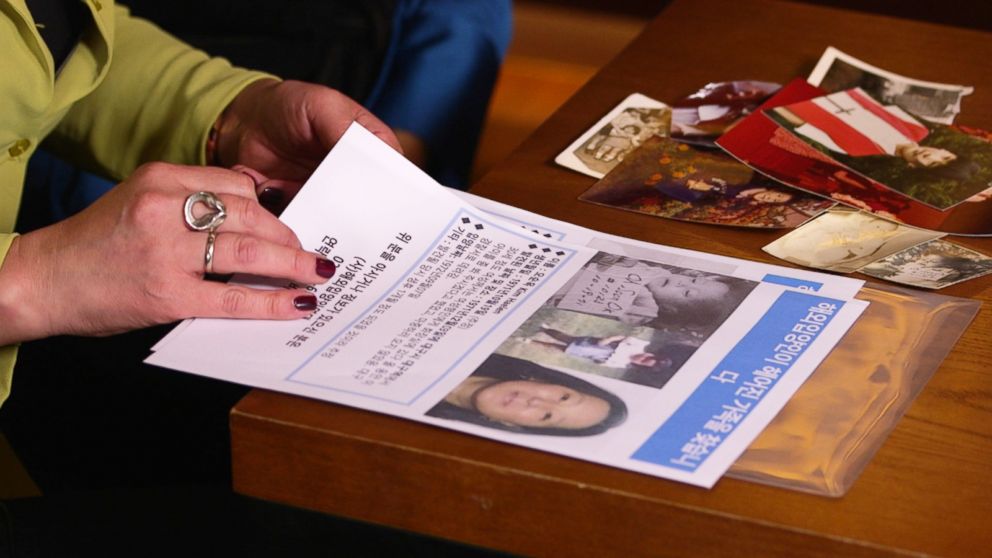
[0,164,334,345]
[214,79,402,186]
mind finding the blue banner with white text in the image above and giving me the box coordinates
[632,290,843,471]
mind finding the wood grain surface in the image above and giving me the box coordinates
[232,1,992,555]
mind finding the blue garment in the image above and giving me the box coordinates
[365,0,512,188]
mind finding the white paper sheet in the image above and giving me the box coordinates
[148,124,868,488]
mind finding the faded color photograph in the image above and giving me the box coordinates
[580,136,833,228]
[671,80,780,146]
[716,85,992,235]
[762,209,943,273]
[768,88,992,210]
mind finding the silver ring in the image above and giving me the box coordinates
[203,229,218,275]
[184,191,227,231]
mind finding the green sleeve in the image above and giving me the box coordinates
[47,5,276,179]
[2,5,279,405]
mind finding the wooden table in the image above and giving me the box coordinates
[231,1,992,555]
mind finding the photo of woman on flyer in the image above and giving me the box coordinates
[426,354,628,437]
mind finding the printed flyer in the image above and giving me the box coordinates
[148,124,868,488]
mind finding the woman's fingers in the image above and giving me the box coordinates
[189,232,335,284]
[4,161,337,343]
[186,282,319,320]
[172,165,334,315]
[209,193,301,248]
[230,165,303,215]
[170,163,257,199]
[147,163,258,198]
[130,162,300,249]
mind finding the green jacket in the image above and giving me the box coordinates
[0,0,271,405]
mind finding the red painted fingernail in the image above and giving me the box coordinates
[259,187,285,213]
[294,295,317,311]
[316,258,336,278]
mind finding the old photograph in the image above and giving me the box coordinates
[808,46,973,124]
[860,239,992,289]
[762,208,943,273]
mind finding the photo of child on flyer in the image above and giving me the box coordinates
[551,253,758,336]
[497,309,700,389]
